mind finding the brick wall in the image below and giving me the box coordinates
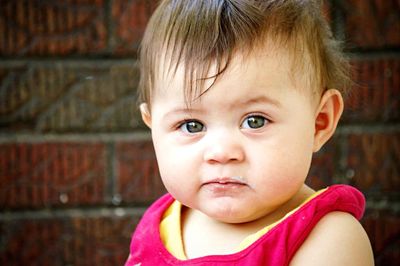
[0,0,398,265]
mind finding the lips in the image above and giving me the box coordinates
[202,177,248,194]
[203,176,247,186]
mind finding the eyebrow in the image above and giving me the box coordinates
[162,107,202,120]
[162,95,281,120]
[234,95,282,109]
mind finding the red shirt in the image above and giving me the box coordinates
[125,185,365,266]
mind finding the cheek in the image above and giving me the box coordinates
[152,135,199,195]
[252,146,312,204]
[251,130,314,186]
[282,118,315,167]
[283,136,314,180]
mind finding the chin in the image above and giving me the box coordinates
[218,217,251,224]
[204,205,258,224]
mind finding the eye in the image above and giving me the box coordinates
[179,120,205,133]
[241,115,268,129]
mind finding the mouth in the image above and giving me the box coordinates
[202,177,249,193]
[204,176,247,186]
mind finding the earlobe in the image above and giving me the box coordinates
[313,89,344,152]
[140,103,152,128]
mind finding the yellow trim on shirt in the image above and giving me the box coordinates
[159,200,186,260]
[160,188,327,260]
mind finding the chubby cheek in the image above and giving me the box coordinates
[253,136,313,196]
[152,135,199,204]
[255,155,310,207]
[285,140,313,183]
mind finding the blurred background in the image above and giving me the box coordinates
[0,0,398,265]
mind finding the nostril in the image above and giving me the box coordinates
[203,145,244,164]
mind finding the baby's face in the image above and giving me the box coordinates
[143,45,320,223]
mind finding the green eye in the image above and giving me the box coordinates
[180,120,205,133]
[241,115,267,129]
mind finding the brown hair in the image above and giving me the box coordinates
[138,0,351,106]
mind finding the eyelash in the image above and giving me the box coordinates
[241,114,270,129]
[175,114,271,134]
[176,119,205,134]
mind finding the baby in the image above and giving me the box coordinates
[125,0,374,265]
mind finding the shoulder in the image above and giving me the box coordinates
[290,211,374,266]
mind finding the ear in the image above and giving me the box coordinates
[139,103,152,128]
[313,89,344,152]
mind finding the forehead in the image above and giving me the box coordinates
[151,41,315,105]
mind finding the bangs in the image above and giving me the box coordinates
[141,0,265,104]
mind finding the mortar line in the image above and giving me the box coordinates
[105,141,120,205]
[105,0,114,54]
[0,58,138,66]
[0,206,147,221]
[0,131,152,143]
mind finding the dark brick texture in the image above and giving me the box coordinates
[343,58,400,123]
[0,62,143,132]
[0,0,398,265]
[340,0,400,50]
[0,214,141,265]
[0,143,107,209]
[362,210,400,265]
[111,0,158,56]
[0,0,107,56]
[116,141,166,203]
[346,133,400,197]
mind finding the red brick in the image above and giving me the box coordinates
[346,133,400,194]
[362,211,400,266]
[342,0,400,49]
[0,0,107,56]
[0,62,142,133]
[0,215,140,265]
[343,58,400,123]
[0,143,107,208]
[111,0,159,55]
[116,141,166,203]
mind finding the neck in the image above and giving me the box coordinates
[181,184,315,258]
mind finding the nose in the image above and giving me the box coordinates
[203,131,245,164]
